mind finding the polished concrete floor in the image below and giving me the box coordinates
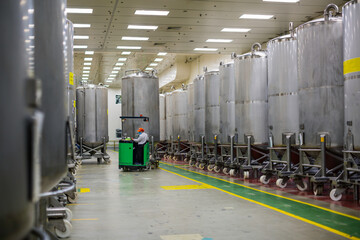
[68,150,360,240]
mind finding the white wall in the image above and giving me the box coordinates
[107,88,121,141]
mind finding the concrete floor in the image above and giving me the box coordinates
[68,150,358,240]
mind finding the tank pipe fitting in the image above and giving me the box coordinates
[151,69,157,77]
[125,69,141,76]
[219,61,223,66]
[324,4,339,21]
[251,42,262,54]
[231,52,237,59]
[289,22,295,38]
[203,66,208,73]
[170,85,175,91]
[39,180,76,198]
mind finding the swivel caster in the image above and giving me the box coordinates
[207,164,214,171]
[223,167,230,175]
[184,158,189,163]
[199,163,205,170]
[189,160,195,166]
[214,166,221,173]
[330,188,342,201]
[243,171,250,179]
[229,169,237,177]
[97,158,102,164]
[55,220,72,239]
[276,178,287,188]
[313,184,323,196]
[259,175,270,184]
[296,181,308,191]
[67,193,78,204]
[64,208,73,222]
[195,162,200,168]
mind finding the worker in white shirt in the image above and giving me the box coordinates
[132,128,149,165]
[132,128,149,145]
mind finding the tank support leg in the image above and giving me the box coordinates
[247,136,252,166]
[320,134,326,178]
[286,135,291,172]
[201,136,205,162]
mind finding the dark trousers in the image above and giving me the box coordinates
[133,143,144,165]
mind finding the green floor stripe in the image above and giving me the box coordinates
[160,162,360,239]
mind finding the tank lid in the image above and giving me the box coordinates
[219,61,234,68]
[204,70,219,76]
[122,70,157,79]
[343,0,359,10]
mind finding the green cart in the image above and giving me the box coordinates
[118,139,150,171]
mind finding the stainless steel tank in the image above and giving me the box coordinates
[172,89,188,141]
[343,0,360,150]
[187,83,195,142]
[159,94,166,141]
[205,70,220,143]
[267,25,299,146]
[297,5,343,148]
[194,75,206,142]
[76,85,109,147]
[65,20,75,134]
[235,43,268,145]
[219,62,235,144]
[35,0,68,192]
[121,70,160,140]
[0,0,36,238]
[165,92,173,140]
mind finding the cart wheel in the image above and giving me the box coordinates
[199,163,205,170]
[330,188,342,201]
[173,156,177,161]
[55,220,72,239]
[189,160,195,166]
[259,175,270,184]
[276,178,287,188]
[184,158,188,163]
[64,208,72,222]
[243,171,250,179]
[67,193,78,204]
[207,164,214,171]
[214,165,221,173]
[195,162,200,168]
[97,158,102,164]
[71,169,77,176]
[296,181,308,191]
[223,167,230,175]
[229,169,237,177]
[313,184,323,196]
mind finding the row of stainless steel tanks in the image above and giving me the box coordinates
[160,2,360,201]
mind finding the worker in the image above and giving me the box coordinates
[132,128,149,165]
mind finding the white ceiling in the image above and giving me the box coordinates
[67,0,347,87]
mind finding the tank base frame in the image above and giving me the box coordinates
[78,137,110,163]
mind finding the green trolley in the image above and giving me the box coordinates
[118,139,150,171]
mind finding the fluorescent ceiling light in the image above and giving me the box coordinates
[118,58,127,61]
[66,8,93,14]
[221,28,251,32]
[122,36,149,41]
[113,67,121,70]
[82,74,89,77]
[73,24,91,28]
[108,77,115,80]
[206,39,233,43]
[135,10,169,16]
[84,57,93,61]
[109,75,116,77]
[128,25,158,30]
[149,63,158,66]
[263,0,299,2]
[74,45,88,49]
[122,51,131,55]
[194,48,218,51]
[116,63,124,66]
[83,67,91,69]
[85,51,94,55]
[84,62,91,65]
[154,58,163,62]
[158,52,167,56]
[117,46,142,50]
[82,80,88,83]
[112,71,119,73]
[82,77,88,80]
[240,14,274,19]
[83,71,90,73]
[145,67,153,70]
[74,35,89,39]
[106,80,113,83]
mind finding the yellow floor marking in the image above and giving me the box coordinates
[67,203,95,206]
[160,167,360,240]
[72,218,98,221]
[161,162,360,221]
[161,184,213,190]
[78,188,90,193]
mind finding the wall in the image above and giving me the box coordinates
[107,88,122,141]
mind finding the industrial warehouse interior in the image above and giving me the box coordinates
[2,0,360,239]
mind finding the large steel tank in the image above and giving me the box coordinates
[343,0,360,150]
[235,43,268,145]
[219,62,235,144]
[35,0,68,192]
[172,89,188,140]
[205,70,220,143]
[0,0,36,238]
[187,83,195,142]
[159,94,166,141]
[297,5,343,148]
[76,85,109,147]
[65,20,75,134]
[121,71,160,140]
[165,92,173,140]
[194,75,206,142]
[267,25,299,145]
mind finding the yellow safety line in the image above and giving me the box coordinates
[161,161,360,221]
[72,218,98,221]
[160,167,359,240]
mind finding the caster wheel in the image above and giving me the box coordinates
[55,220,72,239]
[71,169,77,176]
[97,158,102,164]
[223,167,230,175]
[276,178,287,188]
[195,162,200,168]
[189,160,195,166]
[330,188,342,201]
[173,156,177,161]
[184,158,189,163]
[259,175,270,184]
[229,169,237,177]
[207,165,214,171]
[313,184,323,196]
[199,163,205,170]
[64,208,72,222]
[243,171,250,179]
[214,166,221,173]
[67,193,78,204]
[296,181,308,191]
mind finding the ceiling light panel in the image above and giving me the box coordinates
[128,25,158,30]
[122,36,149,41]
[154,58,163,62]
[194,48,218,51]
[74,45,88,49]
[149,63,158,66]
[112,71,119,73]
[106,80,113,83]
[85,51,94,55]
[240,14,274,19]
[206,39,233,43]
[66,8,93,14]
[84,58,93,61]
[74,35,89,39]
[134,10,169,16]
[73,24,91,28]
[117,46,142,49]
[145,68,153,70]
[82,74,89,77]
[221,28,251,32]
[113,67,121,70]
[108,77,115,80]
[84,62,91,65]
[116,63,124,66]
[83,67,91,69]
[158,52,167,56]
[118,58,127,61]
[122,51,131,55]
[83,71,90,73]
[109,75,116,77]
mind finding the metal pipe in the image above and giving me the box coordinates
[39,181,75,198]
[324,3,339,21]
